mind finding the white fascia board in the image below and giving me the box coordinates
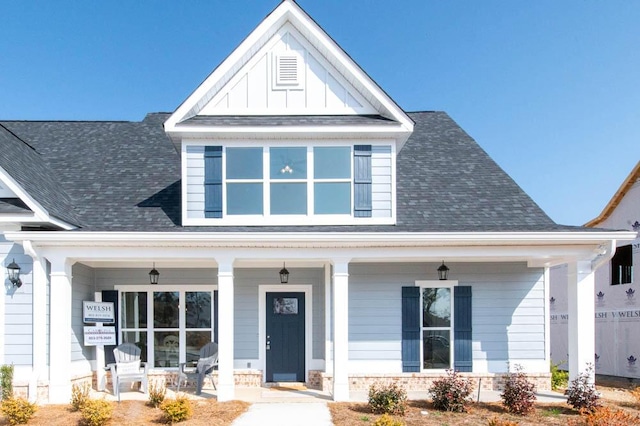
[172,124,408,138]
[5,230,636,248]
[164,4,292,132]
[0,166,76,230]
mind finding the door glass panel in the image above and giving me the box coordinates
[122,331,148,363]
[314,147,350,179]
[186,292,212,328]
[155,331,179,367]
[270,147,307,179]
[227,183,263,215]
[226,147,263,179]
[273,297,299,315]
[422,288,451,327]
[423,330,450,369]
[314,182,350,214]
[154,292,179,328]
[121,292,147,328]
[186,331,212,364]
[270,183,307,214]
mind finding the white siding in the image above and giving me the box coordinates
[348,262,546,372]
[71,263,95,363]
[371,146,392,218]
[199,25,376,115]
[186,146,205,219]
[1,240,32,366]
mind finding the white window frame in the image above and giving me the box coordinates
[415,280,458,371]
[182,139,396,226]
[116,285,217,370]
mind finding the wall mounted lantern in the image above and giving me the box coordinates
[149,262,160,285]
[437,261,449,281]
[279,263,289,284]
[7,258,22,288]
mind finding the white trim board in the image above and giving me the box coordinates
[258,284,313,383]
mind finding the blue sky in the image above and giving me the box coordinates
[1,1,638,226]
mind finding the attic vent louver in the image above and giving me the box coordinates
[273,52,304,89]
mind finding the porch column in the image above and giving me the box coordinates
[567,260,595,383]
[332,259,350,401]
[217,259,235,401]
[23,241,47,402]
[48,256,73,403]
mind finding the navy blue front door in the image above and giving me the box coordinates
[266,292,305,382]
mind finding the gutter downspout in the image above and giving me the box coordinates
[591,240,616,271]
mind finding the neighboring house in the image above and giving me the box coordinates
[0,1,635,404]
[551,161,640,378]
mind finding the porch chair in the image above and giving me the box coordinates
[177,342,218,395]
[109,342,149,401]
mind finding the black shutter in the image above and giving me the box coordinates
[402,286,421,372]
[204,146,223,218]
[454,286,472,372]
[354,145,372,217]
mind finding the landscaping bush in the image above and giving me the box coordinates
[148,379,167,408]
[80,399,113,426]
[367,382,407,416]
[0,397,38,425]
[160,395,193,424]
[551,361,569,390]
[428,369,473,413]
[0,364,14,401]
[70,382,91,411]
[568,405,640,425]
[565,365,599,412]
[372,413,405,426]
[500,364,536,415]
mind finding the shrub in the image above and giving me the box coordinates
[160,395,193,424]
[70,382,91,411]
[568,406,640,426]
[0,364,14,401]
[0,397,38,425]
[565,365,599,412]
[367,382,407,416]
[148,379,167,408]
[80,399,113,426]
[551,361,569,390]
[500,364,536,415]
[372,413,405,426]
[487,417,518,426]
[428,369,473,413]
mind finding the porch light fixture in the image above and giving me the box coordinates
[7,258,22,288]
[279,263,289,284]
[437,261,449,281]
[149,263,160,285]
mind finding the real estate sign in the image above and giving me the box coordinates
[83,326,116,346]
[83,301,115,323]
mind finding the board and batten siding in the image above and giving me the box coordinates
[186,145,205,219]
[1,239,33,366]
[348,262,546,374]
[71,263,95,363]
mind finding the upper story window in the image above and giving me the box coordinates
[183,142,394,226]
[611,244,633,285]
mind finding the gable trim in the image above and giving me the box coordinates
[585,161,640,228]
[0,166,76,230]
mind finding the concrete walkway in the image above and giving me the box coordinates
[231,402,333,426]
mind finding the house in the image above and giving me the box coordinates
[550,161,640,379]
[0,0,635,404]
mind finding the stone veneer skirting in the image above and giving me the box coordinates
[307,370,551,392]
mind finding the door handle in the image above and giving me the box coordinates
[266,335,270,350]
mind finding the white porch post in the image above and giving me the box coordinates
[332,259,350,401]
[23,241,47,403]
[567,260,595,383]
[216,259,235,401]
[48,256,73,403]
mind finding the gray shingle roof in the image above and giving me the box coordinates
[0,124,81,227]
[2,112,578,233]
[179,115,399,127]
